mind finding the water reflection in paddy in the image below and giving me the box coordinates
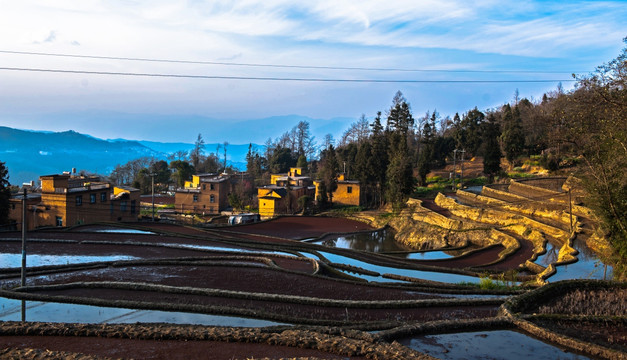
[535,240,612,281]
[306,251,481,284]
[88,229,156,234]
[0,297,284,327]
[311,229,457,261]
[400,330,590,360]
[0,254,138,268]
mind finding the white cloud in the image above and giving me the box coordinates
[0,0,626,132]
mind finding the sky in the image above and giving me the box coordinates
[0,0,626,144]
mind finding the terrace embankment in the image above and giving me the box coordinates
[351,176,612,283]
[501,280,627,359]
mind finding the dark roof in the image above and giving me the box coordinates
[259,187,287,198]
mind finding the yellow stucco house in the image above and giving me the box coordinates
[314,173,362,206]
[257,167,315,218]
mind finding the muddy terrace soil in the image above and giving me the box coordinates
[0,217,616,359]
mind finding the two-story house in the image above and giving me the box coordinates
[9,173,140,230]
[314,173,362,206]
[174,173,252,215]
[257,167,316,218]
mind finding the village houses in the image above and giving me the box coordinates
[258,167,363,218]
[9,173,140,230]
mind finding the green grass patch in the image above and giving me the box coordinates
[329,205,363,215]
[464,177,487,186]
[507,172,536,179]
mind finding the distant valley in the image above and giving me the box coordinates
[0,126,253,185]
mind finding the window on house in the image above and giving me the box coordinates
[55,216,63,227]
[101,192,107,202]
[90,194,96,203]
[76,195,82,206]
[120,201,127,212]
[210,195,215,203]
[131,200,136,214]
[347,186,353,194]
[193,194,198,202]
[210,184,215,190]
[202,184,206,190]
[11,203,15,210]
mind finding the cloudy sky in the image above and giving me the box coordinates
[0,0,626,143]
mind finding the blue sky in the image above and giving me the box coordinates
[0,0,626,143]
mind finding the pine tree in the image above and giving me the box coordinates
[318,145,339,204]
[370,112,388,207]
[482,113,502,182]
[296,154,308,171]
[501,104,525,164]
[416,117,435,186]
[385,93,416,209]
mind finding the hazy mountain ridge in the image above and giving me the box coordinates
[0,126,250,185]
[5,111,355,144]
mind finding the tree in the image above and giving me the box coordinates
[294,121,316,158]
[268,147,296,174]
[296,154,308,171]
[190,133,205,170]
[340,114,371,146]
[228,192,243,212]
[385,93,416,208]
[501,104,525,165]
[482,112,502,182]
[416,115,436,186]
[109,157,153,186]
[169,160,194,187]
[459,108,485,156]
[246,143,263,179]
[566,39,627,276]
[222,141,229,172]
[386,148,414,211]
[318,145,339,204]
[369,112,388,206]
[151,160,170,185]
[0,161,10,227]
[322,134,335,150]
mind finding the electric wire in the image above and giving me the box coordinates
[0,67,577,83]
[0,50,583,74]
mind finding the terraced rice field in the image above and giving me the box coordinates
[0,178,623,359]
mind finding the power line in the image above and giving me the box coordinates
[0,67,577,83]
[0,50,582,74]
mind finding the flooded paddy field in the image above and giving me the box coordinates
[400,330,591,360]
[0,214,621,359]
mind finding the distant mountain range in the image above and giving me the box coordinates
[0,126,253,185]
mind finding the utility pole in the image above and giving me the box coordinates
[21,188,27,287]
[452,149,458,191]
[150,173,156,222]
[21,188,27,323]
[459,149,466,189]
